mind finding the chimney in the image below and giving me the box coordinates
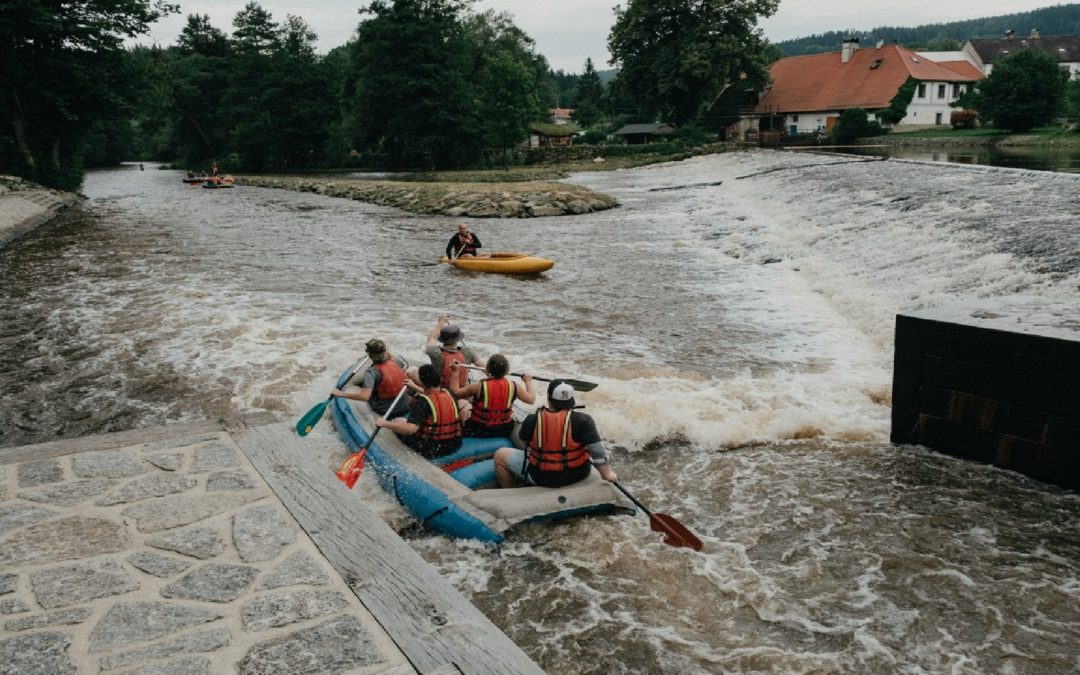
[1005,29,1015,40]
[876,37,884,49]
[1030,28,1040,39]
[841,38,859,63]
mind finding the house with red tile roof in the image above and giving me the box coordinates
[753,39,983,135]
[550,108,575,125]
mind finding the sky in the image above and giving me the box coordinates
[138,0,1066,72]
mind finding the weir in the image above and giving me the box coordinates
[891,300,1079,490]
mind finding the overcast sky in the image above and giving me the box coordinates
[139,0,1063,72]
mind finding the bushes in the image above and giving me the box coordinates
[950,109,978,129]
[831,108,883,144]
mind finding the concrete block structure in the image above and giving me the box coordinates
[891,300,1079,490]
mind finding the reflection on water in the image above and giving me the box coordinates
[821,143,1080,173]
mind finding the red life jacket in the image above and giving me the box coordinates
[469,378,516,426]
[416,389,462,442]
[373,360,406,399]
[439,349,467,389]
[528,409,589,472]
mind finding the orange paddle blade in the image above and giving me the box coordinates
[335,449,367,489]
[649,513,704,551]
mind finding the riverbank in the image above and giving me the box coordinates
[864,126,1080,148]
[0,175,81,247]
[235,175,618,218]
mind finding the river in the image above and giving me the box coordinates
[2,151,1078,673]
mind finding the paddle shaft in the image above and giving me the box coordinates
[462,364,597,392]
[296,356,369,436]
[360,384,411,451]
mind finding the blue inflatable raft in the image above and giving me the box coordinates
[330,367,634,543]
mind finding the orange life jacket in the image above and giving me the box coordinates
[440,349,467,389]
[416,389,462,442]
[373,360,406,399]
[469,378,515,426]
[528,409,589,472]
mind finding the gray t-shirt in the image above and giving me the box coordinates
[424,344,479,371]
[361,356,411,415]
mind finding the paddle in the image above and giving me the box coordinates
[336,384,411,489]
[463,364,597,392]
[612,481,703,551]
[295,356,369,437]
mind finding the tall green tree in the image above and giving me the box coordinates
[348,0,478,169]
[0,0,178,189]
[973,49,1068,132]
[1065,74,1080,125]
[572,58,605,127]
[608,0,779,124]
[169,14,232,167]
[477,53,536,166]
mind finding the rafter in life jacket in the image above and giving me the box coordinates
[417,389,462,441]
[470,378,516,426]
[528,409,589,472]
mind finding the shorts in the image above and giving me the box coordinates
[462,419,514,439]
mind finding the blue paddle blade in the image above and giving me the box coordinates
[295,398,329,437]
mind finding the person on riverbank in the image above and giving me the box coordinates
[332,339,412,417]
[451,354,535,438]
[493,380,617,488]
[375,364,463,459]
[445,222,484,258]
[413,315,484,393]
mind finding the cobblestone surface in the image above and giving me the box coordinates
[0,430,408,674]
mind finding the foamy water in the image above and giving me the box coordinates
[1,153,1078,673]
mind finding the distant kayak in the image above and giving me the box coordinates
[202,176,235,189]
[440,252,554,274]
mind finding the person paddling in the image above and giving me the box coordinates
[446,222,483,259]
[413,314,484,393]
[332,339,412,417]
[451,354,535,438]
[375,364,463,459]
[493,380,617,488]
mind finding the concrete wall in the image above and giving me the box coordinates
[891,301,1079,490]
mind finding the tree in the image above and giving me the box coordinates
[177,14,229,56]
[608,0,779,124]
[477,54,536,166]
[1065,74,1080,125]
[348,0,478,169]
[572,58,605,127]
[973,48,1068,132]
[231,2,280,55]
[0,0,179,189]
[876,77,917,126]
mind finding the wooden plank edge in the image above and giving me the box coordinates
[0,412,279,465]
[232,422,544,675]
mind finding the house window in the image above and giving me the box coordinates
[937,84,946,98]
[917,83,926,98]
[792,115,799,122]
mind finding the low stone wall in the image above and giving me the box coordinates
[862,136,998,147]
[234,176,617,218]
[0,175,81,247]
[891,300,1079,490]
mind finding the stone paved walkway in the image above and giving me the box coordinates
[0,424,413,674]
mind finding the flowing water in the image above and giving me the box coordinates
[2,152,1078,673]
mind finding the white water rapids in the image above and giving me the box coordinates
[1,150,1078,673]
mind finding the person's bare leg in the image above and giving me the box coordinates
[494,447,518,488]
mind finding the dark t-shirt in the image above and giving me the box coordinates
[445,232,482,258]
[518,410,601,487]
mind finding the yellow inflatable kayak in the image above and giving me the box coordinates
[440,252,555,274]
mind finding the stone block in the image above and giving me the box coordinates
[30,557,139,609]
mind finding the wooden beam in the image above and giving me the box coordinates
[232,423,543,675]
[0,413,278,465]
